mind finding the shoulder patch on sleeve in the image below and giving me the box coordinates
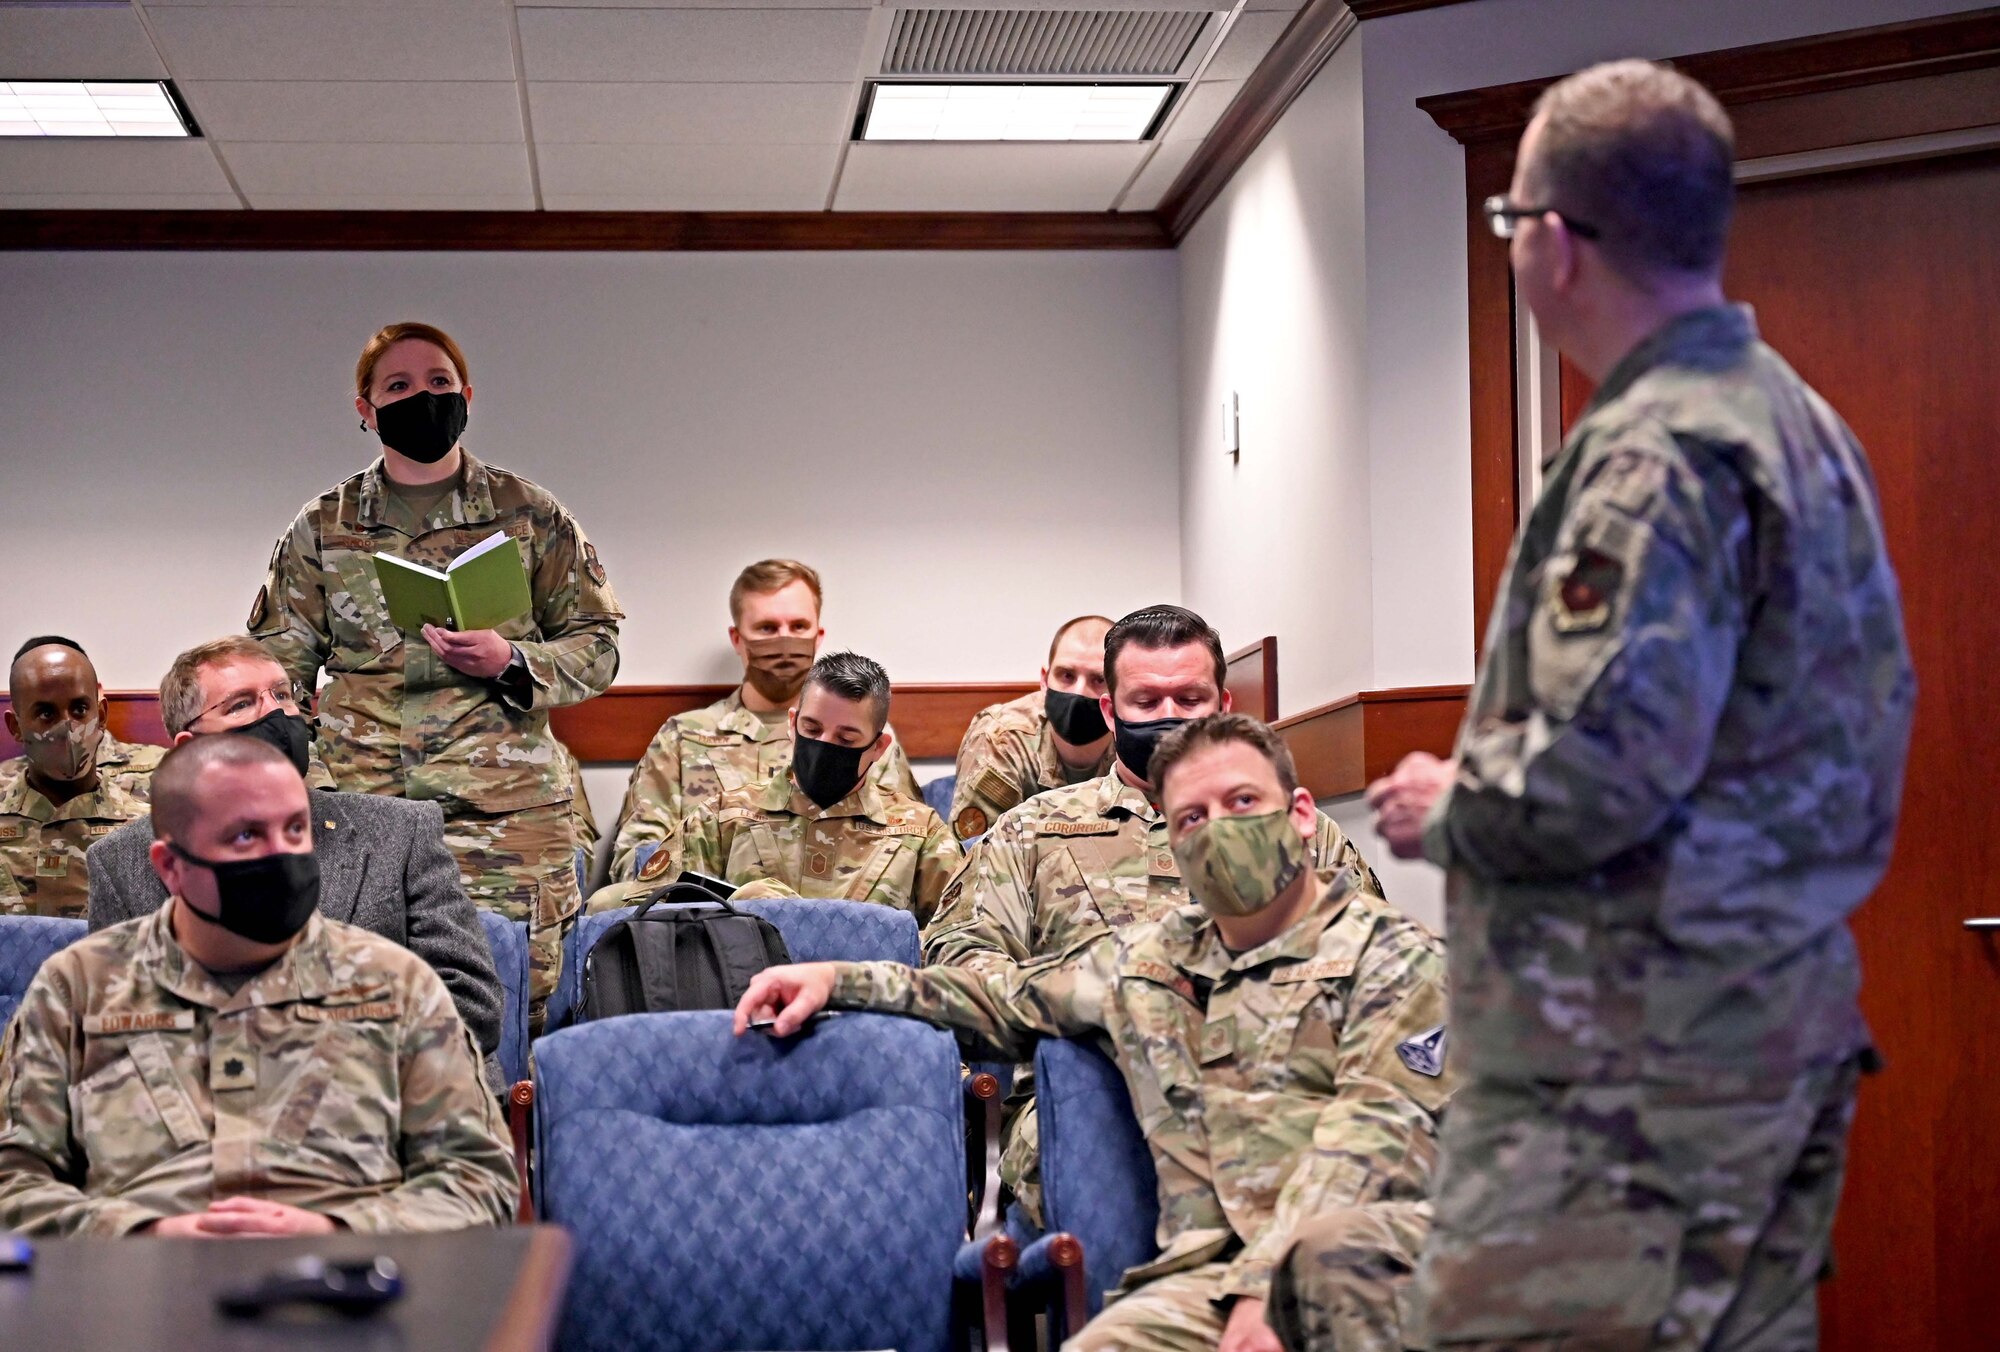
[247,585,269,630]
[972,767,1022,813]
[1396,1023,1447,1078]
[953,805,988,841]
[583,540,607,586]
[638,848,676,882]
[1548,547,1622,634]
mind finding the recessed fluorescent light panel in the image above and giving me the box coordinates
[861,83,1172,142]
[0,81,196,138]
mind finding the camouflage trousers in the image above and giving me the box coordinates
[1412,1060,1862,1350]
[439,799,582,1031]
[998,1081,1043,1227]
[1270,1201,1431,1352]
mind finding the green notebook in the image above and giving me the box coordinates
[371,531,533,634]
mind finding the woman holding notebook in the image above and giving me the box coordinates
[248,320,622,1028]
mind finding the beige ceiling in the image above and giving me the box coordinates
[0,0,1310,212]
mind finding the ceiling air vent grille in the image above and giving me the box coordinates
[884,8,1212,77]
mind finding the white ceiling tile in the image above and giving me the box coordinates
[240,192,536,209]
[0,193,242,209]
[1244,0,1306,11]
[219,141,532,195]
[145,5,517,82]
[517,9,871,83]
[528,0,866,8]
[0,140,231,195]
[835,142,1148,211]
[180,81,523,143]
[1163,79,1238,142]
[1119,137,1198,209]
[537,142,837,207]
[1204,12,1291,81]
[0,6,166,80]
[540,191,823,211]
[528,82,852,145]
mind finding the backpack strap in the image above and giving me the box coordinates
[706,915,781,1009]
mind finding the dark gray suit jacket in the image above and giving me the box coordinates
[87,789,504,1067]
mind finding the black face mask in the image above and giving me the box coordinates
[792,734,868,810]
[231,709,314,779]
[372,390,467,464]
[1043,689,1109,746]
[170,842,321,945]
[1113,715,1188,784]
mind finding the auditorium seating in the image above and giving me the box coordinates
[533,1010,966,1352]
[478,912,532,1087]
[0,916,87,1030]
[921,773,957,820]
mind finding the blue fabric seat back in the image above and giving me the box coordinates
[551,897,921,1028]
[630,840,660,879]
[535,1010,965,1352]
[0,916,87,1030]
[574,845,593,898]
[478,912,531,1085]
[921,773,957,819]
[1038,1036,1161,1315]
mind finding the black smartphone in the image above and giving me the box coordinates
[217,1256,403,1318]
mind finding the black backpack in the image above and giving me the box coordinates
[577,883,791,1023]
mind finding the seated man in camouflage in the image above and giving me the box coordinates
[607,558,920,884]
[594,652,961,925]
[0,735,516,1237]
[947,613,1115,843]
[737,714,1450,1352]
[1,636,164,917]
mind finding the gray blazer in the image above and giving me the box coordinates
[87,789,504,1066]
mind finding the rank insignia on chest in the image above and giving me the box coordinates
[35,851,67,878]
[1200,1016,1235,1065]
[1397,1024,1447,1078]
[212,1050,258,1092]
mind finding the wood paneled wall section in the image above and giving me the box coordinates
[1224,637,1281,723]
[1275,685,1469,799]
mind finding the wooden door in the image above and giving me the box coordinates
[1558,151,2000,1352]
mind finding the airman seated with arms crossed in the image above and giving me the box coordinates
[1,636,164,918]
[947,613,1117,843]
[606,558,920,885]
[736,713,1451,1352]
[0,734,516,1238]
[923,604,1386,1225]
[591,652,961,925]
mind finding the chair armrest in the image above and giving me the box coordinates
[1016,1232,1088,1342]
[952,1232,1019,1351]
[964,1066,1003,1230]
[507,1080,536,1223]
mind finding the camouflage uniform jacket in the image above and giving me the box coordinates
[948,691,1114,842]
[1424,305,1915,1091]
[0,732,162,918]
[607,688,919,882]
[0,906,517,1237]
[673,768,961,925]
[834,870,1453,1301]
[252,451,622,815]
[923,768,1385,976]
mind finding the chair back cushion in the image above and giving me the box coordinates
[478,912,531,1085]
[1037,1036,1162,1314]
[536,1010,964,1352]
[0,916,88,1030]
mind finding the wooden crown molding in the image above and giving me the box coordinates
[1419,6,2000,146]
[0,209,1173,252]
[1158,0,1359,241]
[1274,684,1469,799]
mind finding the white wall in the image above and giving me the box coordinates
[0,249,1181,693]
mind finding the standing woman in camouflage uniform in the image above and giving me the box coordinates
[249,322,622,1026]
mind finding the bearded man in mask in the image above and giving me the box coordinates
[86,637,503,1080]
[735,714,1448,1352]
[0,734,516,1238]
[1,637,165,917]
[607,558,921,885]
[923,605,1385,1226]
[592,651,960,925]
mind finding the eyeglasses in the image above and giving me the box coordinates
[1482,194,1600,241]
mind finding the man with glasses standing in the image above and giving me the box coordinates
[86,636,504,1086]
[1368,61,1914,1350]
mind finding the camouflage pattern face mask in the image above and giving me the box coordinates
[1172,808,1309,918]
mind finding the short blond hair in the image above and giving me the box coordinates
[729,559,823,625]
[160,636,282,736]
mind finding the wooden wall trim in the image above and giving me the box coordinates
[1346,0,1477,18]
[1224,637,1281,723]
[1273,684,1469,799]
[0,209,1172,252]
[0,682,1034,764]
[1159,0,1359,241]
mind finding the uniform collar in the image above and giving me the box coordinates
[355,449,497,529]
[1585,303,1757,417]
[140,904,335,1012]
[1036,704,1115,788]
[1089,767,1160,824]
[1176,870,1359,981]
[0,754,144,823]
[716,687,791,742]
[759,766,890,824]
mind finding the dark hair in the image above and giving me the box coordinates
[1047,614,1114,666]
[1149,713,1300,800]
[12,635,86,664]
[151,733,295,842]
[1526,59,1736,280]
[801,650,890,733]
[1103,605,1226,697]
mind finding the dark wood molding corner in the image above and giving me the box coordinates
[1346,0,1480,18]
[1224,637,1281,723]
[1159,0,1360,240]
[1275,684,1468,798]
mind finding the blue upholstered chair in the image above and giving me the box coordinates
[0,916,87,1030]
[478,912,532,1087]
[921,773,957,820]
[534,1010,966,1352]
[573,845,593,899]
[630,840,661,880]
[548,896,921,1029]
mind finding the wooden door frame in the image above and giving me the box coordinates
[1417,6,2000,650]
